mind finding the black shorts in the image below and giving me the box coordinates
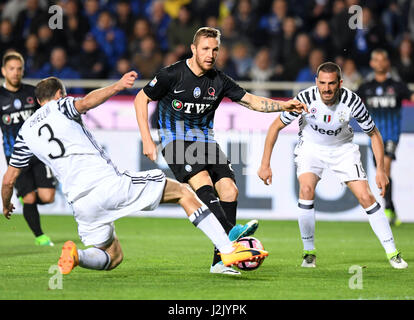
[161,140,235,183]
[14,158,57,197]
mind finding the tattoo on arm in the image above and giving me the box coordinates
[238,97,282,112]
[260,99,282,112]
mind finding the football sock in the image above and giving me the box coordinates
[384,178,395,211]
[220,200,237,225]
[189,205,234,254]
[297,199,315,251]
[78,247,111,270]
[365,202,397,254]
[22,203,43,237]
[195,185,233,233]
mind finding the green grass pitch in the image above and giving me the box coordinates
[0,214,413,300]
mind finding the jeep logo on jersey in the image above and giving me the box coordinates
[193,87,201,98]
[171,99,183,111]
[310,124,342,136]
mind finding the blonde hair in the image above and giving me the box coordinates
[193,27,221,46]
[2,51,24,67]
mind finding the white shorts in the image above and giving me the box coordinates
[71,169,166,247]
[294,142,367,183]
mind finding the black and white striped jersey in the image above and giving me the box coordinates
[9,97,120,202]
[280,86,375,146]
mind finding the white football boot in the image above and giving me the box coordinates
[301,250,316,268]
[210,261,241,275]
[388,252,408,269]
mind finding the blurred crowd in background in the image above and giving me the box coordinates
[1,0,414,96]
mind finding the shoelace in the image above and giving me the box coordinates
[391,254,402,263]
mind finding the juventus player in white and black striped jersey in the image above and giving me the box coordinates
[258,62,407,269]
[2,73,268,275]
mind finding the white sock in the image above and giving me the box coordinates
[298,199,315,251]
[365,202,397,255]
[189,205,234,254]
[78,247,111,270]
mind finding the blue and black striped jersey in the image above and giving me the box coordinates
[357,75,411,143]
[0,83,39,161]
[143,60,246,147]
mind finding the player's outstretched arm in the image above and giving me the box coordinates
[74,71,138,114]
[237,92,308,113]
[257,116,287,185]
[1,166,21,219]
[368,127,389,197]
[134,89,158,161]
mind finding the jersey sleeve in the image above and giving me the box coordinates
[143,67,171,101]
[280,93,303,125]
[9,132,33,168]
[57,96,81,120]
[222,74,246,102]
[350,95,375,133]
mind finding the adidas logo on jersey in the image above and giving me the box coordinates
[310,124,342,136]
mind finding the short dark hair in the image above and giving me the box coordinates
[35,77,66,103]
[193,27,221,46]
[316,62,342,81]
[2,51,24,67]
[371,48,389,60]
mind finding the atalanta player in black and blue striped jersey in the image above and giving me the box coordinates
[0,51,56,245]
[135,27,306,275]
[357,49,414,226]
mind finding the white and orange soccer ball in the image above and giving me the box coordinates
[236,236,266,271]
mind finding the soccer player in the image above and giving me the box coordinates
[1,73,268,275]
[134,27,306,275]
[257,62,407,269]
[357,49,414,226]
[0,51,56,246]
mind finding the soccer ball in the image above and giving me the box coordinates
[236,236,266,271]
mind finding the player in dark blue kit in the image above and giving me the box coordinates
[134,27,306,275]
[0,51,56,245]
[357,49,414,226]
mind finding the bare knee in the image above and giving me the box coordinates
[220,185,238,202]
[22,192,36,204]
[216,179,238,202]
[38,191,55,204]
[357,192,376,209]
[299,185,315,200]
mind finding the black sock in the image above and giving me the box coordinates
[23,204,43,237]
[385,177,395,211]
[195,185,233,233]
[220,201,238,226]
